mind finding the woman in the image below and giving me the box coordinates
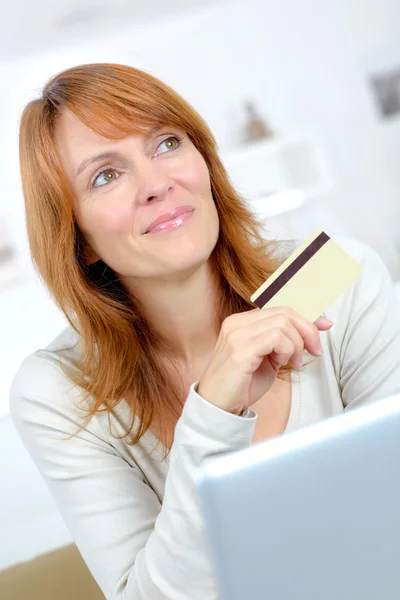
[10,63,400,600]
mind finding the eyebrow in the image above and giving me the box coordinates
[75,126,168,178]
[76,150,126,178]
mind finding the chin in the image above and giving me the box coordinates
[164,239,214,271]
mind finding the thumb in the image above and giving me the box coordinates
[314,315,334,329]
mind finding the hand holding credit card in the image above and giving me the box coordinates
[197,229,362,416]
[250,229,363,322]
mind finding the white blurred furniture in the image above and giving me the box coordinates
[220,131,333,209]
[220,130,336,240]
[0,543,103,599]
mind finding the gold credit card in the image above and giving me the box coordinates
[250,229,363,323]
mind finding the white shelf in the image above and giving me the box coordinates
[219,131,333,219]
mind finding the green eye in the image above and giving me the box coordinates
[92,168,120,189]
[158,135,183,153]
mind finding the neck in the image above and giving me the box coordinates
[123,257,222,370]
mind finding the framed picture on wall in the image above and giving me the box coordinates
[366,46,400,120]
[0,217,20,292]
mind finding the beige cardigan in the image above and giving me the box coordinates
[9,236,400,599]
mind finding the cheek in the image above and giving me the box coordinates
[84,198,132,237]
[180,155,211,195]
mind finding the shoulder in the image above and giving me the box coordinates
[10,324,81,398]
[320,236,400,406]
[322,235,400,368]
[324,235,396,320]
[328,235,388,271]
[8,325,91,438]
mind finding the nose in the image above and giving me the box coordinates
[136,158,174,206]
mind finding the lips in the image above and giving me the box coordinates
[144,205,194,234]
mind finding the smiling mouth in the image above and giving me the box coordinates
[144,205,194,234]
[145,206,194,234]
[145,209,194,234]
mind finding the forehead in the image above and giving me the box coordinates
[54,109,153,149]
[53,109,159,174]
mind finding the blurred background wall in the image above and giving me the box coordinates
[1,0,399,572]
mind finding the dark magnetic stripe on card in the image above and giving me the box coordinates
[254,231,331,308]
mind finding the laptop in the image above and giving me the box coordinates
[195,392,400,600]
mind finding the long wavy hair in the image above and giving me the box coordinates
[19,62,298,457]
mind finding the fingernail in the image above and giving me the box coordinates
[292,356,303,368]
[320,317,333,325]
[315,343,323,356]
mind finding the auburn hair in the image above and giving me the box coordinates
[19,62,298,457]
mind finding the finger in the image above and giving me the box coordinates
[314,315,334,329]
[267,331,297,369]
[253,320,305,366]
[244,310,322,357]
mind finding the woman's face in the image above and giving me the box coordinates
[54,109,219,283]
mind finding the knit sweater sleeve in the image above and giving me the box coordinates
[9,354,257,600]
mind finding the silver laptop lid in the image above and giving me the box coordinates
[196,393,400,600]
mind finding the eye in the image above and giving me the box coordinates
[92,167,120,189]
[157,135,183,154]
